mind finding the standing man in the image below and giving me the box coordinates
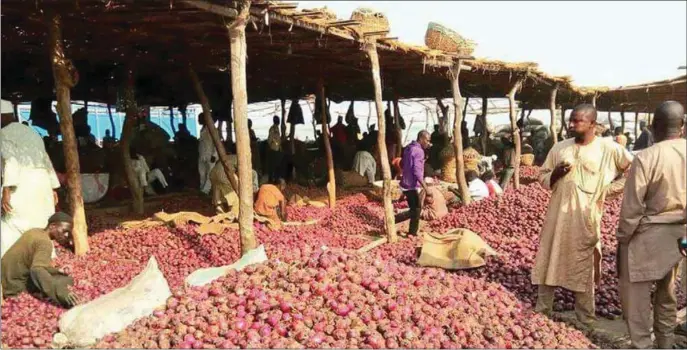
[617,101,686,349]
[395,130,432,236]
[532,104,633,326]
[1,101,61,257]
[267,116,283,183]
[499,135,516,190]
[633,121,654,151]
[198,117,217,195]
[2,212,82,308]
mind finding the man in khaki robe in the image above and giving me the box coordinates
[617,101,686,349]
[532,104,633,325]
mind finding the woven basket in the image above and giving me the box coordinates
[425,22,476,55]
[350,7,389,37]
[521,154,535,166]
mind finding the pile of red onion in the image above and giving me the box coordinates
[94,250,595,349]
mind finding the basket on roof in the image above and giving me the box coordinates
[424,22,476,55]
[350,7,389,38]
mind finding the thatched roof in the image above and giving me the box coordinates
[0,1,627,111]
[595,75,687,112]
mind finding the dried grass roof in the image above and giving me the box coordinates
[595,75,686,112]
[0,0,657,112]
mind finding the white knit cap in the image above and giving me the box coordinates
[0,99,14,115]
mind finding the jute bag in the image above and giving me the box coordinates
[417,229,498,270]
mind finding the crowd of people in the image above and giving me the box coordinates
[2,98,686,348]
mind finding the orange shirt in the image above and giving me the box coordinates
[254,184,285,218]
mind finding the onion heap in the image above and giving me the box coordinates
[94,249,595,349]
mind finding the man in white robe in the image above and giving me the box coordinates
[532,104,633,326]
[1,101,60,258]
[198,118,217,195]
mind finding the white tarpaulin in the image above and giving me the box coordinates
[185,245,268,287]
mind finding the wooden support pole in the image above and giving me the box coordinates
[226,102,234,144]
[591,93,598,108]
[169,106,177,135]
[189,67,239,196]
[608,110,614,130]
[120,72,144,215]
[634,111,640,140]
[550,85,558,145]
[227,0,258,255]
[392,97,402,156]
[620,107,626,132]
[480,96,489,154]
[561,107,568,133]
[107,103,116,137]
[317,80,336,208]
[365,42,397,243]
[508,77,525,190]
[48,14,89,256]
[450,60,471,204]
[280,98,287,143]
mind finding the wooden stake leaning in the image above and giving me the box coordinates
[227,0,258,255]
[508,77,525,190]
[48,14,89,255]
[450,60,471,205]
[317,79,336,208]
[365,42,397,243]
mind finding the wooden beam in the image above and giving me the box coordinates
[363,30,390,37]
[280,98,287,143]
[356,237,388,253]
[508,77,525,190]
[392,97,403,158]
[48,14,89,255]
[550,84,558,145]
[181,0,238,18]
[290,11,324,18]
[450,60,471,205]
[317,79,336,208]
[365,41,397,243]
[228,0,258,256]
[326,20,361,28]
[480,96,489,154]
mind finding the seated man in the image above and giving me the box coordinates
[466,170,489,202]
[130,150,169,196]
[352,148,377,184]
[254,179,287,230]
[1,212,81,308]
[481,170,504,197]
[209,158,240,216]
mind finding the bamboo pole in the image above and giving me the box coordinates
[508,77,525,190]
[227,0,258,255]
[450,60,471,205]
[189,67,239,196]
[365,42,397,243]
[550,85,558,145]
[120,72,144,215]
[317,79,336,208]
[48,14,89,255]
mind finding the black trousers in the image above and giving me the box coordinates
[395,190,421,235]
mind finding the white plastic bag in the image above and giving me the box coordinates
[185,245,268,287]
[53,257,171,348]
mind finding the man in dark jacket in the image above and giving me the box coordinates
[633,121,654,151]
[2,212,82,308]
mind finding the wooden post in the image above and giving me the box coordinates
[317,79,336,208]
[450,60,471,205]
[226,0,257,255]
[181,106,188,126]
[550,85,558,145]
[591,93,598,108]
[561,107,568,133]
[620,106,626,132]
[189,68,239,196]
[608,110,614,130]
[392,97,403,154]
[120,72,144,215]
[107,103,116,137]
[634,111,640,139]
[508,77,525,190]
[226,104,234,144]
[480,96,489,154]
[437,98,449,134]
[365,42,397,243]
[169,106,177,135]
[48,14,89,255]
[280,98,287,143]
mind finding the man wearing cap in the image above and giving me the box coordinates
[2,212,82,308]
[1,100,61,258]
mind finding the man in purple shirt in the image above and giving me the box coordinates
[395,130,432,236]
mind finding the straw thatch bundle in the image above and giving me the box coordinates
[350,7,389,38]
[425,22,476,55]
[300,7,338,25]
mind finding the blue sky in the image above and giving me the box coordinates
[298,1,687,87]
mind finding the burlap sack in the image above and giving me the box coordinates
[342,171,370,188]
[417,229,498,270]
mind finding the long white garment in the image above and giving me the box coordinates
[468,178,490,201]
[198,128,217,194]
[1,123,60,257]
[131,155,168,189]
[352,151,377,183]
